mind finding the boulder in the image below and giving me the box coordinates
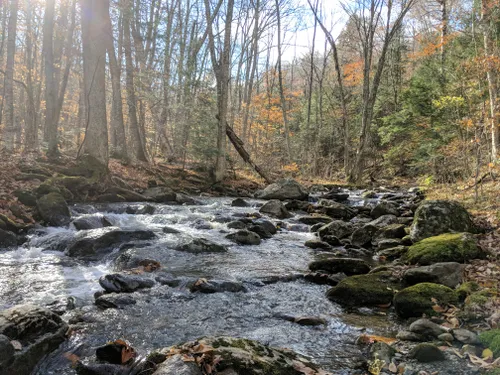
[318,220,353,240]
[189,279,246,293]
[369,215,399,228]
[452,329,480,344]
[66,228,156,260]
[231,198,249,207]
[227,221,247,230]
[298,215,333,225]
[72,215,112,230]
[176,193,199,205]
[321,189,349,202]
[403,262,464,288]
[304,240,331,250]
[377,239,403,250]
[0,334,15,367]
[410,200,477,242]
[259,200,291,219]
[373,224,407,243]
[36,192,71,226]
[0,228,17,248]
[255,179,309,201]
[156,337,331,375]
[95,293,137,310]
[309,257,370,276]
[143,187,177,203]
[371,201,400,219]
[176,238,228,254]
[0,304,68,375]
[409,318,447,339]
[393,282,459,319]
[378,246,408,261]
[317,201,357,220]
[405,233,483,265]
[153,354,202,375]
[247,224,273,239]
[226,230,261,245]
[252,219,277,235]
[326,271,400,307]
[99,273,155,293]
[350,224,378,247]
[409,343,445,362]
[13,190,37,207]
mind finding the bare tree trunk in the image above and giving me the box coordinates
[2,0,18,151]
[79,0,109,168]
[23,0,38,153]
[123,0,148,162]
[438,0,447,77]
[275,0,292,164]
[0,2,8,126]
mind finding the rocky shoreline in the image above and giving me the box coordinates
[0,176,499,375]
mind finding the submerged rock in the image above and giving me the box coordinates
[0,304,68,375]
[189,279,246,294]
[410,200,477,242]
[37,192,71,226]
[231,198,249,207]
[394,282,459,319]
[99,273,155,293]
[95,293,137,310]
[255,178,309,200]
[0,228,18,248]
[176,238,228,254]
[405,233,483,265]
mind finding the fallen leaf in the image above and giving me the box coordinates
[389,362,398,373]
[482,348,493,360]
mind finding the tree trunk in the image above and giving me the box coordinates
[2,0,18,151]
[79,0,109,168]
[23,0,37,153]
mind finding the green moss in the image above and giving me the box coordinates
[405,233,483,265]
[393,282,459,319]
[327,271,400,307]
[479,330,500,358]
[457,281,481,300]
[484,369,500,375]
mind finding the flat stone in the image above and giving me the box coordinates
[452,328,480,344]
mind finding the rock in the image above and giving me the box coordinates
[0,304,68,375]
[13,190,37,207]
[126,204,156,215]
[99,273,155,293]
[96,341,135,365]
[373,224,407,242]
[255,178,309,200]
[452,329,480,344]
[252,219,277,235]
[36,192,71,226]
[153,354,202,375]
[246,224,272,239]
[403,262,464,288]
[396,330,425,342]
[309,257,370,276]
[370,215,400,228]
[322,235,341,246]
[73,215,112,230]
[321,189,349,202]
[96,193,127,203]
[351,224,379,247]
[298,215,333,225]
[159,337,328,375]
[401,235,413,246]
[378,246,408,261]
[176,238,228,254]
[176,193,199,205]
[304,272,346,286]
[259,200,291,219]
[317,201,357,220]
[0,334,15,367]
[305,240,331,249]
[66,228,157,260]
[410,200,477,242]
[318,220,354,240]
[405,233,483,265]
[393,282,459,319]
[226,230,261,245]
[95,293,137,309]
[227,221,247,230]
[293,316,327,326]
[362,190,377,199]
[371,201,400,219]
[193,219,212,230]
[0,228,17,248]
[326,271,400,307]
[163,226,181,234]
[377,239,403,250]
[409,318,447,338]
[231,198,249,207]
[105,187,150,202]
[409,343,445,362]
[370,342,395,366]
[438,333,454,342]
[189,279,246,293]
[74,362,131,375]
[142,186,176,203]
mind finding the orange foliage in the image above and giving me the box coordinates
[343,60,363,87]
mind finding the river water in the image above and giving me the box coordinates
[0,195,397,374]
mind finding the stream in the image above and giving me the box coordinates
[0,193,399,374]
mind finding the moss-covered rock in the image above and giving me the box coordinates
[393,282,459,319]
[479,330,500,358]
[308,257,370,276]
[410,200,477,242]
[326,271,400,307]
[157,336,330,375]
[36,193,71,227]
[13,190,37,207]
[405,233,483,265]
